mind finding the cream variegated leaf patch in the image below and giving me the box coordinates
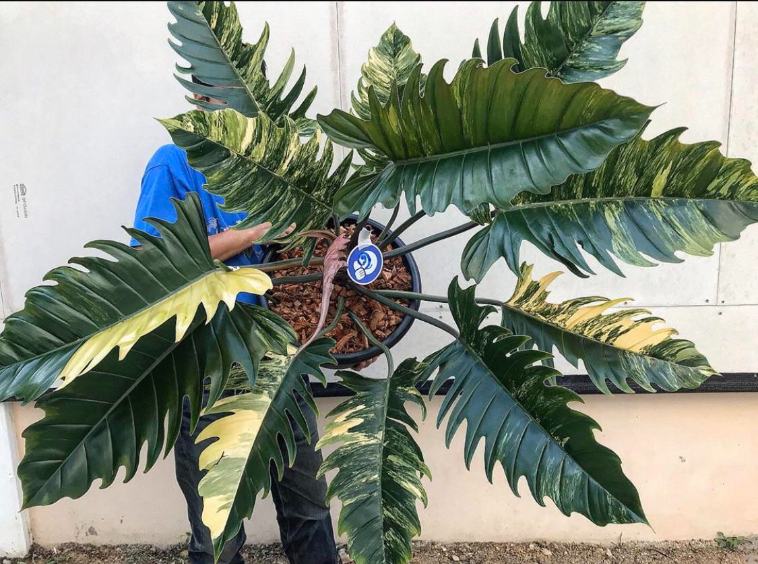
[18,302,294,510]
[59,267,271,387]
[317,361,430,564]
[196,339,335,560]
[462,127,758,280]
[161,109,351,240]
[503,263,716,393]
[351,23,422,120]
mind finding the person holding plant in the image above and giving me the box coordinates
[130,87,337,564]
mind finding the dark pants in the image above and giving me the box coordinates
[174,391,337,564]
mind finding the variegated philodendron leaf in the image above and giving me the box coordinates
[61,265,270,387]
[351,23,423,172]
[319,58,653,219]
[196,339,335,560]
[18,302,294,508]
[161,109,352,239]
[167,1,316,131]
[352,23,422,120]
[0,194,269,401]
[462,127,758,280]
[504,264,716,393]
[422,278,647,527]
[318,360,430,564]
[473,1,645,83]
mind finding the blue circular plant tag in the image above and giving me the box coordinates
[347,242,383,285]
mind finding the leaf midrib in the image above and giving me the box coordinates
[551,2,616,78]
[24,331,189,507]
[452,337,647,524]
[184,3,260,114]
[194,126,334,214]
[505,196,758,211]
[373,374,393,563]
[220,352,304,541]
[386,112,646,168]
[500,302,711,377]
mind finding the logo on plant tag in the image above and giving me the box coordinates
[347,228,383,285]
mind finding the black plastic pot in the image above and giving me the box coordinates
[261,216,421,369]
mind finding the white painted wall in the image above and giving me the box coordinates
[0,0,756,552]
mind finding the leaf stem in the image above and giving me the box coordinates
[384,220,480,258]
[372,289,503,308]
[378,210,426,248]
[348,282,459,339]
[258,256,324,272]
[348,312,394,378]
[270,273,322,286]
[376,203,401,244]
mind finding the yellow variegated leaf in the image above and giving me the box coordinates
[198,392,269,541]
[59,267,271,387]
[168,1,316,126]
[317,361,430,564]
[503,263,716,393]
[196,339,334,560]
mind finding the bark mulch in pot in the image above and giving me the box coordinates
[266,227,413,355]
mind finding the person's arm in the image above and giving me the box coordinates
[208,222,272,261]
[209,221,297,261]
[133,160,294,260]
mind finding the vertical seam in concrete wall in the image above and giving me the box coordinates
[334,1,347,111]
[716,1,739,305]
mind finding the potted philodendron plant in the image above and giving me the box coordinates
[3,1,757,563]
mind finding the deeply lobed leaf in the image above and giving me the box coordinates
[504,263,716,393]
[168,0,316,130]
[474,1,645,83]
[422,279,647,527]
[318,360,430,564]
[0,194,271,402]
[320,58,653,218]
[161,109,352,239]
[352,23,422,120]
[18,303,293,508]
[463,127,758,279]
[196,339,335,560]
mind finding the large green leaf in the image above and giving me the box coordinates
[351,23,422,120]
[318,360,430,564]
[422,279,647,526]
[161,109,352,239]
[196,339,334,560]
[473,2,645,83]
[319,58,653,218]
[18,303,293,508]
[504,264,716,393]
[462,127,758,279]
[167,0,316,129]
[0,194,271,402]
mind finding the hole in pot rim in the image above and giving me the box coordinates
[260,216,422,369]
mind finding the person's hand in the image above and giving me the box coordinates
[243,222,296,244]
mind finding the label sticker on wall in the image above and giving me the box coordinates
[347,228,383,285]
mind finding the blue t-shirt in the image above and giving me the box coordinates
[132,144,265,305]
